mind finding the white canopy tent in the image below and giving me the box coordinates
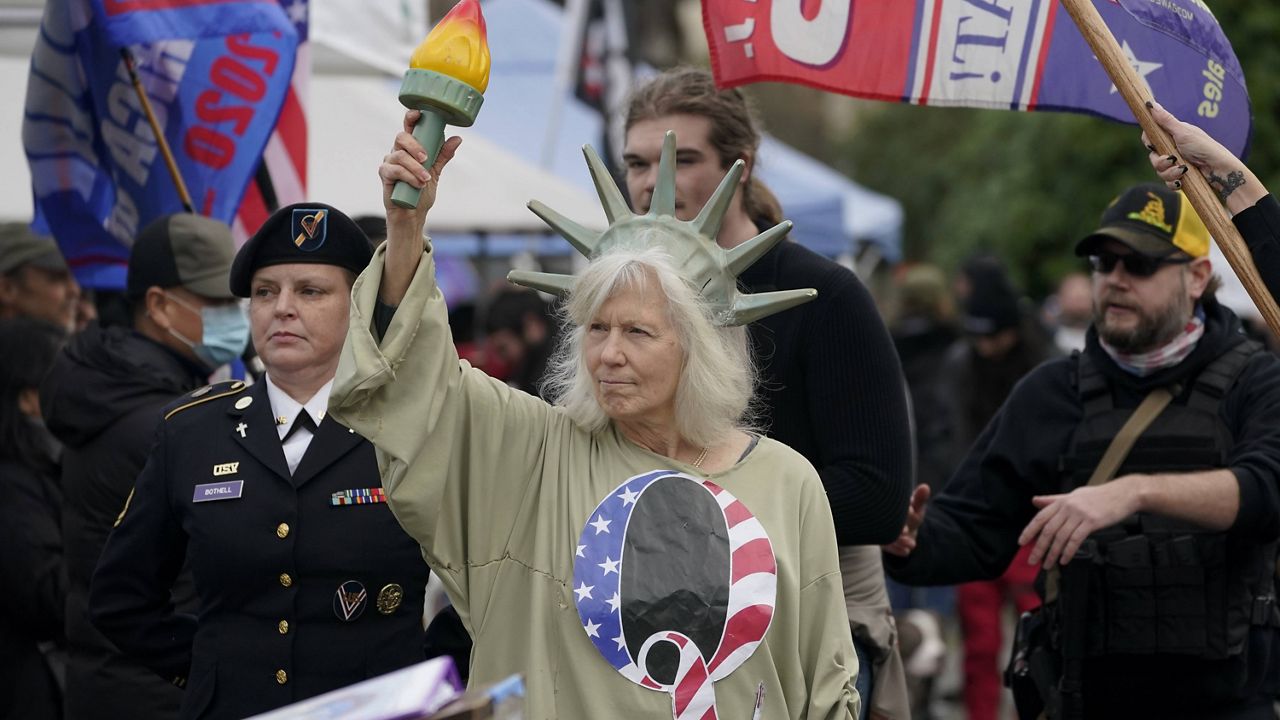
[0,4,603,240]
[0,1,39,221]
[306,74,604,233]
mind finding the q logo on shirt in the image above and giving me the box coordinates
[573,470,777,720]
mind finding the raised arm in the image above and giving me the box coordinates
[378,109,462,306]
[1143,103,1280,309]
[329,116,563,620]
[1144,101,1266,215]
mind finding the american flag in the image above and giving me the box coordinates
[573,470,776,720]
[233,0,309,243]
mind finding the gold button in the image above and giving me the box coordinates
[275,669,288,684]
[277,620,289,634]
[279,573,292,588]
[276,523,290,539]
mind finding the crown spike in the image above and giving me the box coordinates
[507,270,576,296]
[649,131,678,217]
[725,220,793,278]
[691,159,744,239]
[726,289,817,326]
[583,145,632,224]
[515,133,818,326]
[528,200,600,258]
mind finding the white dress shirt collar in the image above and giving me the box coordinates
[264,375,334,439]
[264,375,334,475]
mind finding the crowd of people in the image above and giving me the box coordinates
[3,67,1280,720]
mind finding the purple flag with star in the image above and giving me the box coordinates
[705,0,1251,157]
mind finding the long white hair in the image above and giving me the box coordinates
[541,243,757,448]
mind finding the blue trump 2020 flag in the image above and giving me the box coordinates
[23,0,298,288]
[705,0,1251,159]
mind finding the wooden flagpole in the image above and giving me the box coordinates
[120,48,196,214]
[1059,0,1280,338]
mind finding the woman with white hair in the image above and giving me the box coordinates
[328,112,860,719]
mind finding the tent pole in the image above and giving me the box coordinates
[543,0,591,169]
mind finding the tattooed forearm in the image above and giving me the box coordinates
[1208,170,1247,201]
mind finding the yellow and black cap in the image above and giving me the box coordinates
[1075,183,1209,260]
[229,203,372,297]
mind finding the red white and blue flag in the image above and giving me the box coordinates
[574,470,776,719]
[23,0,298,288]
[703,0,1251,158]
[233,0,309,244]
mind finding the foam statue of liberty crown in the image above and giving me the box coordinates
[507,132,817,325]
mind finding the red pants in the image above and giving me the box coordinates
[957,545,1041,720]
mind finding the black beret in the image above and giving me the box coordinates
[229,202,373,297]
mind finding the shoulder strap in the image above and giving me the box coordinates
[1187,338,1262,413]
[1083,386,1175,488]
[163,380,248,421]
[1045,386,1175,603]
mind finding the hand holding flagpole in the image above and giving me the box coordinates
[1059,0,1280,338]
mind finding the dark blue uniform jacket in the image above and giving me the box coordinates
[90,380,431,720]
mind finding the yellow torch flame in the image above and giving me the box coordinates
[410,0,491,93]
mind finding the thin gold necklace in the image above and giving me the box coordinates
[692,446,709,468]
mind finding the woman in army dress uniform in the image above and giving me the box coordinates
[89,206,431,719]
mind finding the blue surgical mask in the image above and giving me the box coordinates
[165,294,250,370]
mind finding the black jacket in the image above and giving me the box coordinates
[0,430,65,720]
[1234,194,1280,302]
[937,323,1057,473]
[739,240,913,544]
[893,318,961,493]
[886,300,1280,711]
[41,324,206,720]
[90,380,432,720]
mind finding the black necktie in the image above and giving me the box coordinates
[283,412,318,441]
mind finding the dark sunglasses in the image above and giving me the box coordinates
[1088,251,1192,278]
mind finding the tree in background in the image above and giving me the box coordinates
[841,2,1278,298]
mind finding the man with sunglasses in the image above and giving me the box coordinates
[884,183,1280,719]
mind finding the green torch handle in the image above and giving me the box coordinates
[390,110,447,209]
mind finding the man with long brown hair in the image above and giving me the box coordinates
[622,67,913,719]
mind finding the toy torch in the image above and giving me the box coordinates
[390,0,491,209]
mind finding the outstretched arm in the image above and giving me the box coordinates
[1020,469,1239,569]
[882,363,1080,586]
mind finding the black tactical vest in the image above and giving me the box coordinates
[1057,339,1278,660]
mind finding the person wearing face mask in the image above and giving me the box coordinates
[88,204,432,720]
[39,213,244,720]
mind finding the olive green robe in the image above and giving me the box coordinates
[330,244,859,719]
